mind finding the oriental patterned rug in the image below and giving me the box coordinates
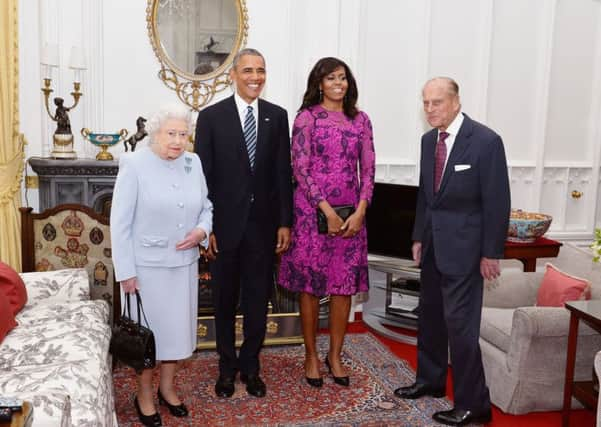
[112,333,454,426]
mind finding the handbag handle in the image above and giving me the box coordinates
[121,291,152,329]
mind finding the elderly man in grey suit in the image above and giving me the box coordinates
[394,77,510,426]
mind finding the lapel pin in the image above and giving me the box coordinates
[264,117,270,122]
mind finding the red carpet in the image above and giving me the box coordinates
[350,318,596,427]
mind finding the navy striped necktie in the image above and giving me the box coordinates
[244,105,257,170]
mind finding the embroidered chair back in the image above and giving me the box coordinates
[20,204,116,323]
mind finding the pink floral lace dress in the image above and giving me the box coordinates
[278,105,375,296]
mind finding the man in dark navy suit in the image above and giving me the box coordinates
[195,48,292,399]
[394,77,510,426]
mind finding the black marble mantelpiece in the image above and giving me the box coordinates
[29,157,118,216]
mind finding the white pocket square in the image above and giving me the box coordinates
[454,164,471,172]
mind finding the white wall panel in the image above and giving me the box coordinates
[565,168,592,231]
[359,0,427,166]
[428,0,489,124]
[508,167,536,211]
[487,0,549,163]
[545,0,600,164]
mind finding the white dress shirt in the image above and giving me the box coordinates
[234,92,259,132]
[438,111,464,175]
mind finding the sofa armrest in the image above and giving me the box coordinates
[19,268,90,308]
[507,306,600,378]
[483,271,544,308]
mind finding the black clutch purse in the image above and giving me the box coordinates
[317,205,355,234]
[109,290,156,373]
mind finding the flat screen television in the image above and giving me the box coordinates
[366,183,418,260]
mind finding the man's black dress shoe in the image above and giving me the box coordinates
[432,408,492,426]
[133,396,162,427]
[240,373,267,397]
[214,375,236,398]
[157,388,189,417]
[393,383,446,399]
[324,357,350,386]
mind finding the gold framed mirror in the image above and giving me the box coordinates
[147,0,248,111]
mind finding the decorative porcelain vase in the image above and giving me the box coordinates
[81,128,128,161]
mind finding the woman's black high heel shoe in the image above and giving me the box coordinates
[134,396,162,427]
[325,357,350,387]
[305,375,323,388]
[158,388,189,417]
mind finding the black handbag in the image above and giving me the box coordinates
[317,205,355,234]
[109,290,156,373]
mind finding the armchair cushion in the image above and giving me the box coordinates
[0,261,27,315]
[480,307,514,352]
[536,263,591,307]
[20,268,89,307]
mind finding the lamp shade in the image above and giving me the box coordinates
[68,46,86,70]
[40,43,59,67]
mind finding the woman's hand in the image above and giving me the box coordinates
[341,200,368,238]
[121,277,139,294]
[326,212,345,236]
[319,201,344,236]
[341,210,365,238]
[176,228,207,250]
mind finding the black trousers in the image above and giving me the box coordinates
[416,245,491,412]
[210,219,275,377]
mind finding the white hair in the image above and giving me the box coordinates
[146,103,193,144]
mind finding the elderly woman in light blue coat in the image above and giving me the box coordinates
[111,103,212,427]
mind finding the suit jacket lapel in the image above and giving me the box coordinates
[437,113,474,196]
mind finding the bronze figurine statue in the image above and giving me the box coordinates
[53,97,72,135]
[124,116,147,152]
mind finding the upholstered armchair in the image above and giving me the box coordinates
[480,244,601,414]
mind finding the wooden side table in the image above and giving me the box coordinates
[0,402,33,427]
[504,237,562,272]
[562,300,601,426]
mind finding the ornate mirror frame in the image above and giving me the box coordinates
[146,0,248,111]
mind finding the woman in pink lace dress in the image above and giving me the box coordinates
[279,57,375,388]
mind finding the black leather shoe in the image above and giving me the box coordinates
[432,408,492,426]
[393,383,446,399]
[240,373,267,397]
[157,388,188,417]
[305,376,323,388]
[133,396,162,427]
[325,357,349,386]
[214,375,236,398]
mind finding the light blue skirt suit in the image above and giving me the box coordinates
[111,147,212,360]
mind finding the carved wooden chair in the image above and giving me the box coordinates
[20,204,119,323]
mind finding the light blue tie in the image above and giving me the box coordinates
[243,105,256,170]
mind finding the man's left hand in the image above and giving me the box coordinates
[275,227,291,254]
[480,257,501,281]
